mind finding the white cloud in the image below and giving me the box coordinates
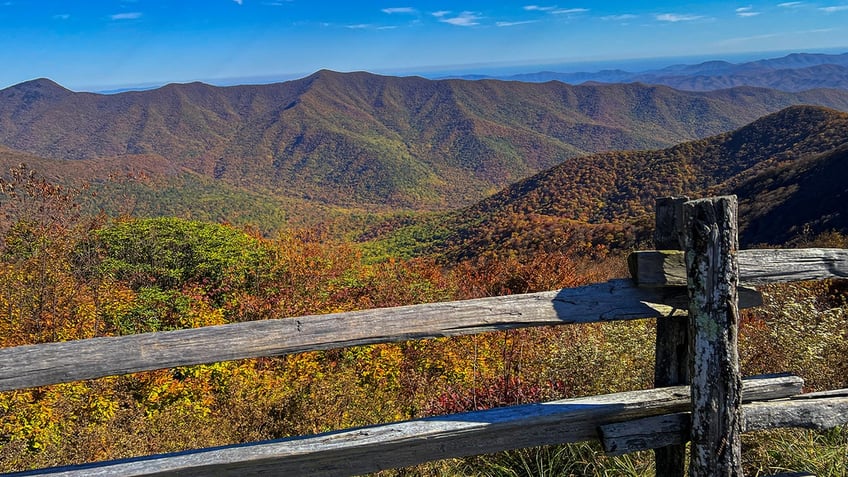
[233,0,243,4]
[777,1,803,7]
[718,27,832,46]
[435,11,481,26]
[496,20,538,27]
[110,12,142,20]
[524,5,588,15]
[601,14,637,21]
[552,8,589,14]
[346,24,371,29]
[820,5,848,12]
[736,7,761,16]
[718,32,782,45]
[382,7,416,14]
[656,13,703,22]
[432,10,450,18]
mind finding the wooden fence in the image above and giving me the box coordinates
[1,195,847,476]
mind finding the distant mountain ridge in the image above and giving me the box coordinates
[459,52,848,92]
[370,105,848,259]
[4,70,848,213]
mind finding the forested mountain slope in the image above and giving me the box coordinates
[3,72,848,209]
[367,106,848,259]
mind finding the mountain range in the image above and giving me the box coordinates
[3,69,848,220]
[367,105,848,260]
[458,52,848,93]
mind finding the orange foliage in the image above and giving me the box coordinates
[0,173,843,474]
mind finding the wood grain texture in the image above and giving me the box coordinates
[629,248,848,287]
[12,376,800,477]
[743,394,848,432]
[652,196,690,477]
[0,279,689,391]
[600,394,848,456]
[683,196,743,477]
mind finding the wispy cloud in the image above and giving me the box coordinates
[110,12,142,20]
[496,20,538,27]
[736,6,761,16]
[718,27,832,45]
[53,13,70,20]
[656,13,704,22]
[382,7,416,14]
[601,14,637,21]
[524,5,588,15]
[434,11,481,26]
[552,8,589,14]
[820,5,848,12]
[777,2,804,7]
[718,32,782,45]
[345,24,371,29]
[233,0,243,5]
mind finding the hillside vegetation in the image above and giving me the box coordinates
[0,71,847,475]
[367,105,848,261]
[3,73,848,213]
[0,165,844,476]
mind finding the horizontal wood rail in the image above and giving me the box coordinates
[9,375,802,477]
[0,279,696,392]
[601,389,848,456]
[629,248,848,287]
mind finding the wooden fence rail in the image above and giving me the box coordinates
[0,280,690,392]
[1,194,847,476]
[7,375,809,477]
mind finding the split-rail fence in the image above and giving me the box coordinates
[1,195,847,476]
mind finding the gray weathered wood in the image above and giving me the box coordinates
[629,248,848,287]
[10,375,800,477]
[654,196,688,250]
[601,374,802,456]
[602,412,690,456]
[684,196,743,476]
[652,196,690,477]
[743,395,848,432]
[786,388,848,399]
[0,279,691,392]
[600,394,848,456]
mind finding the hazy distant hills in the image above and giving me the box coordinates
[469,52,848,93]
[372,106,848,259]
[3,71,848,212]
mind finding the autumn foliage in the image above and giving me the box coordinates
[0,167,845,475]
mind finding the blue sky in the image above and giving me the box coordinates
[1,1,847,90]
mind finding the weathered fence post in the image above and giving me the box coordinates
[683,196,743,476]
[653,196,690,477]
